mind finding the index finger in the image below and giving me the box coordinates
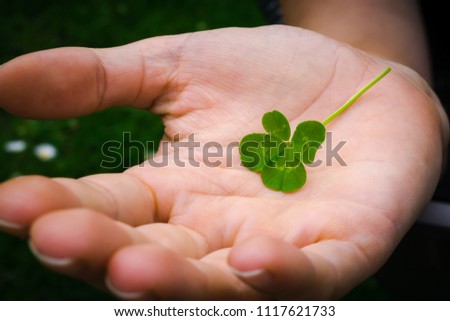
[0,35,184,119]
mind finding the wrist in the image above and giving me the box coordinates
[279,0,431,82]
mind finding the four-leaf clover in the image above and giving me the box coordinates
[239,67,391,192]
[240,111,325,192]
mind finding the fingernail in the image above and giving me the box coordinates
[231,268,273,287]
[105,277,146,300]
[0,218,23,232]
[28,240,75,268]
[0,218,27,237]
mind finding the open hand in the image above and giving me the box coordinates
[0,25,447,299]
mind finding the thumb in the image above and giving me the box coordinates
[0,35,185,119]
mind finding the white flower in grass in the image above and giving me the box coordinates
[34,143,58,161]
[4,140,27,153]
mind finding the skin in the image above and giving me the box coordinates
[0,0,448,299]
[280,0,431,81]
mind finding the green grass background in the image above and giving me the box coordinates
[0,0,387,300]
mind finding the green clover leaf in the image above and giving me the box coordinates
[239,133,266,172]
[262,110,291,141]
[239,133,285,172]
[239,67,391,192]
[292,120,326,164]
[261,146,306,192]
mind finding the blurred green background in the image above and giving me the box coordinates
[0,0,387,300]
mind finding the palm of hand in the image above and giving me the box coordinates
[0,26,446,299]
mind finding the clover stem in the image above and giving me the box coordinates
[322,67,391,126]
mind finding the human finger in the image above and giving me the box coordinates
[0,35,185,119]
[228,235,377,300]
[29,208,142,286]
[29,207,209,289]
[106,244,262,300]
[0,173,156,235]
